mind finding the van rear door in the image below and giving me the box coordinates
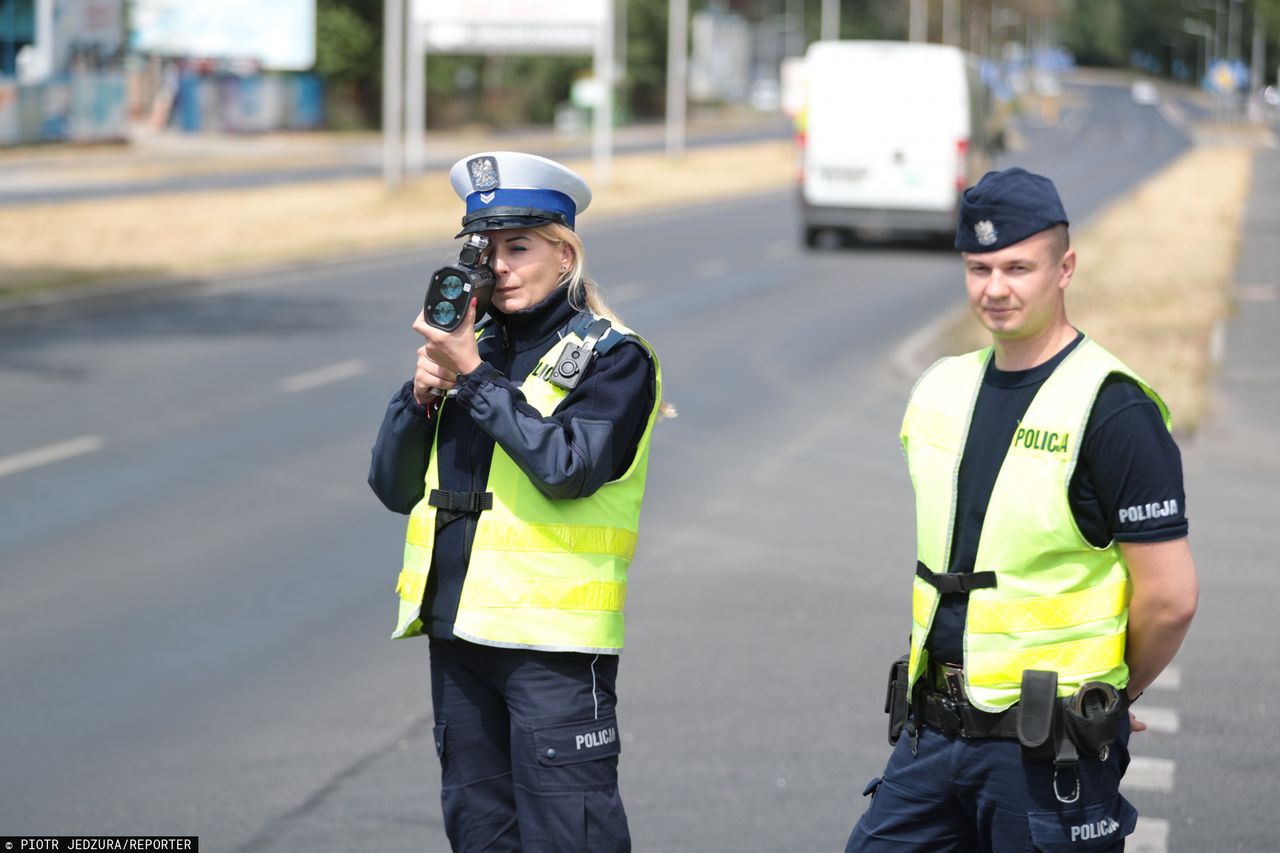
[804,42,970,220]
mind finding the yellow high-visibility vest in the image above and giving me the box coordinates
[901,337,1170,711]
[393,321,661,653]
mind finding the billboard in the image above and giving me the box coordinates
[412,0,605,55]
[131,0,315,70]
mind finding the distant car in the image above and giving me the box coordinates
[1130,80,1158,106]
[749,79,781,112]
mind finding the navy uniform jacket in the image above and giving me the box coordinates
[368,286,657,639]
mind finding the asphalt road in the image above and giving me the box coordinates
[6,82,1263,852]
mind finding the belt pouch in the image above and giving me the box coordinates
[1017,669,1059,761]
[1064,681,1122,757]
[885,654,911,745]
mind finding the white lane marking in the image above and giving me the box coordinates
[200,248,437,297]
[1148,666,1181,691]
[1237,283,1278,302]
[607,282,648,304]
[1121,756,1176,793]
[693,258,731,279]
[1129,817,1169,853]
[1135,706,1180,735]
[889,307,960,380]
[763,240,793,260]
[0,435,105,478]
[278,359,367,393]
[1156,99,1187,132]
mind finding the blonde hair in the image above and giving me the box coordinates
[532,222,676,419]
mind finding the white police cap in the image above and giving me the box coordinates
[449,151,592,237]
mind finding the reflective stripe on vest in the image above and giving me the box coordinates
[392,320,661,654]
[901,337,1170,711]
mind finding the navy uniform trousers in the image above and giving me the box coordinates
[846,714,1137,852]
[428,637,629,853]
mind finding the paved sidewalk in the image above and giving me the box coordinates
[1158,146,1280,850]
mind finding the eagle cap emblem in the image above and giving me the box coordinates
[468,156,500,192]
[974,220,998,247]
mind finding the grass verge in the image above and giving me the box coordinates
[0,140,795,299]
[938,145,1254,433]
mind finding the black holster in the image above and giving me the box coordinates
[1016,670,1125,804]
[1016,669,1060,761]
[885,654,911,745]
[1064,681,1125,758]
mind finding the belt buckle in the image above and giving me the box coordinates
[936,697,963,733]
[940,663,966,703]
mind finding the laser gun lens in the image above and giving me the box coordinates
[431,302,458,326]
[440,274,465,300]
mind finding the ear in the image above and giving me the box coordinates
[559,244,575,271]
[1058,248,1077,293]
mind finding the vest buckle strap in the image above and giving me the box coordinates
[916,562,998,595]
[428,489,494,513]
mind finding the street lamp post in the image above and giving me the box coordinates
[1227,0,1240,63]
[666,0,687,158]
[909,0,927,42]
[1183,18,1212,84]
[942,0,960,47]
[822,0,840,41]
[382,0,405,190]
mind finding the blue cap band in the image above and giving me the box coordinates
[465,187,576,229]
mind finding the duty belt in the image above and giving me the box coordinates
[919,691,1020,738]
[917,661,1019,739]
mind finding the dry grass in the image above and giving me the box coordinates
[0,140,795,296]
[942,145,1254,432]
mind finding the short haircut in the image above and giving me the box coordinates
[1046,223,1070,260]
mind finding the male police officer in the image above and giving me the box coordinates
[845,168,1198,851]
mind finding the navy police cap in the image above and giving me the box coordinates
[450,151,592,237]
[955,167,1069,253]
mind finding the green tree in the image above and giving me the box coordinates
[314,0,382,127]
[315,2,377,83]
[1062,0,1128,66]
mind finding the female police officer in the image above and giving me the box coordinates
[369,152,667,852]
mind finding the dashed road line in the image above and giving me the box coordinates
[1147,665,1181,691]
[0,435,105,478]
[1129,817,1170,853]
[606,282,648,304]
[1135,706,1180,735]
[693,258,730,279]
[1122,756,1177,793]
[763,240,793,260]
[1126,664,1181,852]
[278,359,367,393]
[1237,283,1278,302]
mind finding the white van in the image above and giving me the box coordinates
[798,40,998,245]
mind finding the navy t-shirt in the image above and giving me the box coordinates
[926,333,1188,664]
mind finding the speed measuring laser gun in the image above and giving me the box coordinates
[424,234,496,331]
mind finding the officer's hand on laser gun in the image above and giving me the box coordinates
[413,298,482,384]
[413,345,455,405]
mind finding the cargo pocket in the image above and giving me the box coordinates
[1027,796,1138,851]
[531,715,622,789]
[521,716,629,853]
